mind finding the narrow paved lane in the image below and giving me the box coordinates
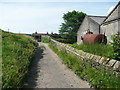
[25,42,90,88]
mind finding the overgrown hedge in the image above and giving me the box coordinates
[2,30,37,88]
[111,34,120,60]
[52,38,72,43]
[42,37,51,43]
[49,42,120,88]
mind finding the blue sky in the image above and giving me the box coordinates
[0,0,119,34]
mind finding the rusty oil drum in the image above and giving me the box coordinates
[82,33,107,44]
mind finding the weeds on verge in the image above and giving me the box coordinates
[49,42,120,88]
[2,30,37,88]
[42,37,51,43]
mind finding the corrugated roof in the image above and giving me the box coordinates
[88,15,106,24]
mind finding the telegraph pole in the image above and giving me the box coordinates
[8,28,9,33]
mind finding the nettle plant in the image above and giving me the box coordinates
[111,33,120,60]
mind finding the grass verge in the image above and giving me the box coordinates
[2,30,37,88]
[69,43,113,59]
[42,37,51,43]
[49,42,120,88]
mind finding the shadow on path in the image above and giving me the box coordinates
[23,46,44,88]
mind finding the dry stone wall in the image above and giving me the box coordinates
[51,39,120,75]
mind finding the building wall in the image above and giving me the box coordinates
[77,16,100,45]
[100,4,120,43]
[118,20,120,33]
[100,21,119,43]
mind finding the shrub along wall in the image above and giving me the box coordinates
[50,39,120,88]
[111,34,120,60]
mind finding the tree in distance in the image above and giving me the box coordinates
[59,10,86,43]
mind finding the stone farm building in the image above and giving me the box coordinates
[77,15,106,45]
[77,1,120,45]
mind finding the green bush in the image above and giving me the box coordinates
[111,34,120,60]
[49,42,120,88]
[70,43,113,59]
[42,37,51,43]
[2,30,37,88]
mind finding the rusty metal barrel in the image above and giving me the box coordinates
[82,33,107,44]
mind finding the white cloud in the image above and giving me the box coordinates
[108,6,115,14]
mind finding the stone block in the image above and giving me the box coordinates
[87,53,92,59]
[95,56,102,62]
[102,58,110,65]
[79,51,84,55]
[99,57,104,64]
[113,61,120,71]
[99,57,110,65]
[84,53,88,58]
[77,51,82,55]
[81,52,85,56]
[75,49,79,53]
[89,54,94,60]
[91,55,96,61]
[83,52,87,57]
[106,59,117,67]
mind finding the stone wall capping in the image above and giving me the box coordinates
[106,59,117,67]
[83,52,87,56]
[80,51,84,56]
[91,55,95,61]
[99,57,104,64]
[92,55,98,61]
[84,53,88,57]
[78,50,83,53]
[113,61,120,71]
[79,50,84,53]
[86,53,91,59]
[90,54,94,60]
[93,55,98,62]
[86,53,90,59]
[75,49,78,53]
[96,56,102,62]
[77,51,81,55]
[102,58,110,65]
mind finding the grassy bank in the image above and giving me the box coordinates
[69,43,113,59]
[2,30,37,88]
[42,37,51,43]
[49,42,120,88]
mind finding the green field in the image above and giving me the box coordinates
[1,30,37,88]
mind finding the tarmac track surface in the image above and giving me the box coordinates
[25,42,90,88]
